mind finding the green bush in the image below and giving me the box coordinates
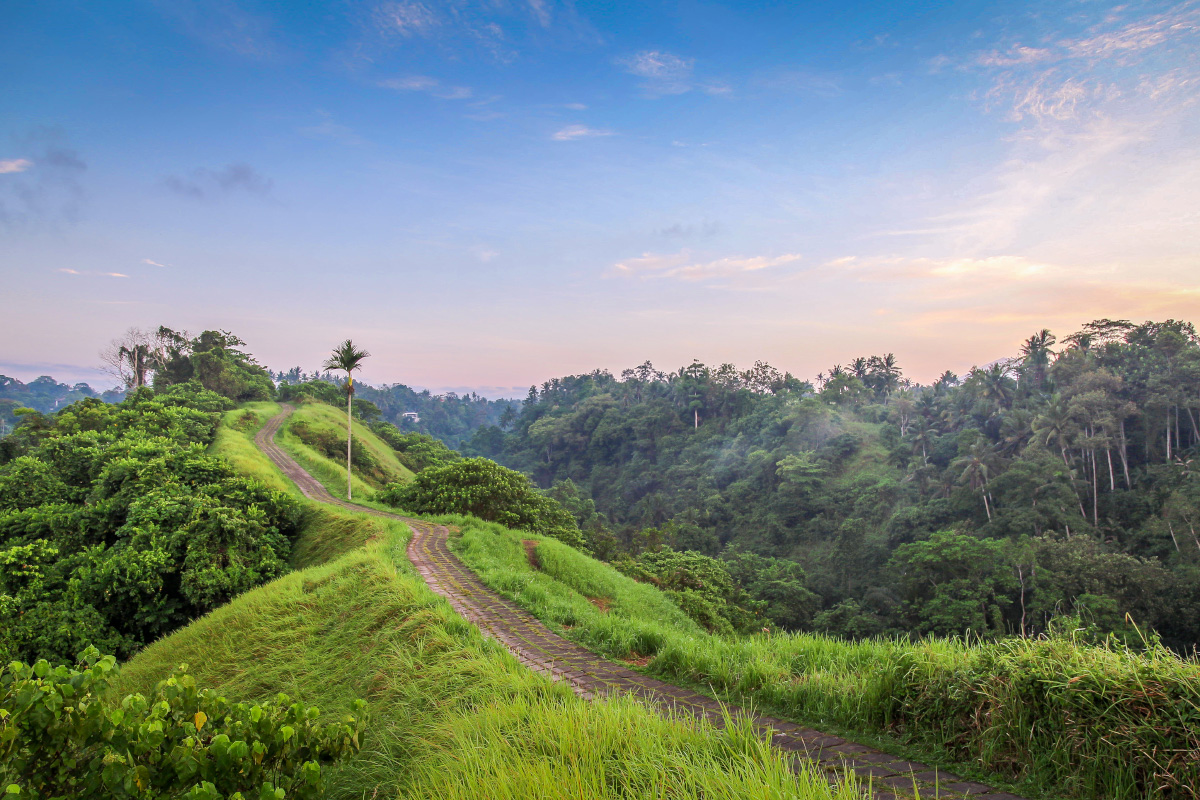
[0,647,363,799]
[379,458,586,549]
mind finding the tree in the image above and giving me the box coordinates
[322,340,371,500]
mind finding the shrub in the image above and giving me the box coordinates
[0,647,364,799]
[380,458,586,549]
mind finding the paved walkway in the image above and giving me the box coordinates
[256,406,1026,800]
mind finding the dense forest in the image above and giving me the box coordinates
[465,319,1200,651]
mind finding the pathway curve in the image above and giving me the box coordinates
[256,406,1025,800]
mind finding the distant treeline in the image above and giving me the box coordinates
[273,368,515,449]
[0,376,124,434]
[467,319,1200,652]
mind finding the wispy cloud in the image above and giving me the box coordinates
[618,49,719,97]
[0,158,32,174]
[612,250,802,282]
[379,75,473,100]
[299,111,366,145]
[552,124,614,141]
[57,268,127,278]
[373,1,439,37]
[153,0,280,60]
[0,129,87,225]
[163,163,273,200]
[976,45,1052,68]
[1063,8,1199,60]
[142,259,169,267]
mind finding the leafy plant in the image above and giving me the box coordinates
[0,647,364,799]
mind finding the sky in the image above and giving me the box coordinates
[2,0,1199,397]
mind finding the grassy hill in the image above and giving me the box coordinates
[278,399,415,500]
[114,402,864,800]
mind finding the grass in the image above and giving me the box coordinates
[276,399,413,501]
[447,518,1200,800]
[124,402,869,800]
[210,401,291,494]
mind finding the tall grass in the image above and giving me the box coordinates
[115,506,864,800]
[450,518,1200,800]
[140,403,867,799]
[210,401,291,494]
[276,400,413,500]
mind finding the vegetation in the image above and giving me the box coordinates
[449,514,1200,800]
[110,419,861,800]
[380,458,587,549]
[319,340,370,500]
[275,400,414,500]
[0,647,363,800]
[468,319,1200,652]
[273,373,514,449]
[0,384,301,665]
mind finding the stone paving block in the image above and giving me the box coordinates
[942,782,996,795]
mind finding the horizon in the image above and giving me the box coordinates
[4,1,1200,393]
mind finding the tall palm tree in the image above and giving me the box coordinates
[1019,328,1056,390]
[322,339,371,500]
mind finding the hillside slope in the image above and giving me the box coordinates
[117,402,864,800]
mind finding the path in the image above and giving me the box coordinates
[256,406,1025,800]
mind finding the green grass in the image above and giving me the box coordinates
[210,401,291,494]
[115,495,864,799]
[133,402,867,799]
[446,518,1200,800]
[277,400,414,501]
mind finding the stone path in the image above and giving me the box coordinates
[256,406,1026,800]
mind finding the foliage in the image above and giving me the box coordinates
[0,384,300,664]
[613,548,763,635]
[451,510,1200,800]
[368,422,461,472]
[153,330,275,402]
[470,318,1200,652]
[380,458,586,549]
[0,647,363,800]
[271,376,515,450]
[111,499,854,800]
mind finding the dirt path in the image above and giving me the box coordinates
[256,405,1023,800]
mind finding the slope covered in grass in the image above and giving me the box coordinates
[116,492,863,799]
[277,399,414,500]
[449,518,1200,800]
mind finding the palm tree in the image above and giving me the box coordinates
[952,438,1000,521]
[322,339,371,500]
[1019,329,1056,390]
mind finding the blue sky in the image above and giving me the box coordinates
[3,0,1199,396]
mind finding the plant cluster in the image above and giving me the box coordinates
[0,384,300,664]
[379,457,586,549]
[0,647,363,799]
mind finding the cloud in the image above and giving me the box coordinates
[1063,8,1199,60]
[0,159,32,174]
[142,259,169,267]
[976,45,1052,68]
[564,102,587,111]
[57,268,127,278]
[0,129,87,226]
[552,124,614,141]
[379,75,473,100]
[163,163,273,200]
[299,111,365,145]
[658,220,720,238]
[621,50,693,80]
[153,0,279,59]
[373,1,439,37]
[618,50,702,96]
[612,250,802,282]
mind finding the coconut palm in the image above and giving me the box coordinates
[322,339,371,500]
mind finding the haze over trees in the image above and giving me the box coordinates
[466,319,1200,651]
